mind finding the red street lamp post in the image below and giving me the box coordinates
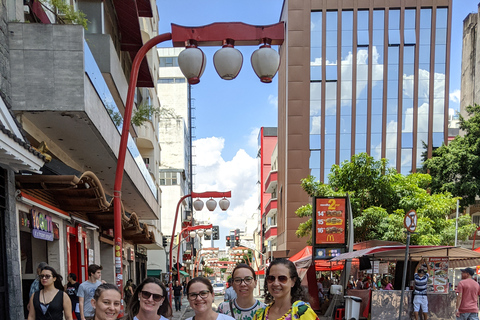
[113,22,284,296]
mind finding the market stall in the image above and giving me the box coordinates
[331,245,480,320]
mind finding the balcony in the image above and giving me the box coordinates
[265,170,277,193]
[9,23,159,219]
[264,198,277,218]
[264,225,277,240]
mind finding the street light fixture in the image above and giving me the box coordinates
[206,198,217,211]
[219,197,230,211]
[213,39,243,80]
[193,199,204,211]
[113,20,284,297]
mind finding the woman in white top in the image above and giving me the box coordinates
[218,264,265,320]
[185,277,235,320]
[122,277,172,320]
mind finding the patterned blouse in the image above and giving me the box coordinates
[252,300,319,320]
[218,299,266,320]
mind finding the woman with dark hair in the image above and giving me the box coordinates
[185,277,235,320]
[27,266,73,320]
[122,277,172,320]
[252,259,318,320]
[218,264,265,320]
[91,283,121,320]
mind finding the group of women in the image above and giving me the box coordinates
[28,258,319,320]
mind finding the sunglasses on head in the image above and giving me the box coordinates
[266,275,290,284]
[39,274,52,279]
[141,290,164,302]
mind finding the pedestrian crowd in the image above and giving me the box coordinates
[26,259,320,320]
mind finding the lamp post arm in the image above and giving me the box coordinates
[113,32,172,298]
[169,193,192,305]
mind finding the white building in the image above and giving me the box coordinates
[147,47,192,278]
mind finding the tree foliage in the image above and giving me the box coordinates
[295,153,476,245]
[423,104,480,208]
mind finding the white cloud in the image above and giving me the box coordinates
[247,128,260,151]
[268,94,278,108]
[450,89,460,104]
[193,137,258,243]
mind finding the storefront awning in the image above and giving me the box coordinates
[331,245,480,268]
[179,270,190,277]
[147,269,162,277]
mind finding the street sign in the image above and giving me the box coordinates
[403,209,417,232]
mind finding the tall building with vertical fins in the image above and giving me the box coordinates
[276,0,452,257]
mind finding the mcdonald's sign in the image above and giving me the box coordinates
[313,197,346,245]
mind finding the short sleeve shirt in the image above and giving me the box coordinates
[187,314,235,320]
[456,278,480,313]
[77,280,102,317]
[218,299,266,320]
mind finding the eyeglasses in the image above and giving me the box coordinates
[233,276,254,285]
[39,274,52,279]
[266,275,290,284]
[140,291,164,302]
[187,290,210,301]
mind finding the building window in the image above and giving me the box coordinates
[157,78,186,84]
[160,172,178,185]
[159,57,179,67]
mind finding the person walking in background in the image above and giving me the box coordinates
[252,259,318,320]
[124,279,134,307]
[218,264,265,320]
[78,264,103,320]
[91,283,121,320]
[173,280,183,312]
[413,258,431,320]
[65,273,80,320]
[185,277,235,320]
[224,278,237,302]
[29,262,49,299]
[122,277,172,320]
[28,265,72,320]
[455,267,480,319]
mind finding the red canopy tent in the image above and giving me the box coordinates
[289,246,346,271]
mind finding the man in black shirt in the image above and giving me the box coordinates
[173,280,183,312]
[64,273,80,320]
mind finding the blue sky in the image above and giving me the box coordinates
[155,0,478,248]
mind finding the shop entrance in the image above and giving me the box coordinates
[67,226,87,282]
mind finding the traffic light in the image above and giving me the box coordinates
[212,226,219,240]
[162,236,168,248]
[226,236,230,246]
[235,236,240,247]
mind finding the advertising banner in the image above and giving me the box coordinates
[315,198,346,245]
[427,257,449,293]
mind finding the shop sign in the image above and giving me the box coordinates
[314,197,346,244]
[127,248,134,262]
[427,257,449,293]
[30,209,54,241]
[53,223,60,240]
[77,225,83,243]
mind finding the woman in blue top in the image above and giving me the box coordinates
[252,259,318,320]
[218,264,265,320]
[123,277,172,320]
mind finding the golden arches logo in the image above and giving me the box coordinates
[326,235,335,242]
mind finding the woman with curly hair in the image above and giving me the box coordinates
[253,259,318,320]
[122,277,172,320]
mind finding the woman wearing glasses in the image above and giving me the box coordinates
[27,265,73,320]
[218,264,265,320]
[186,277,235,320]
[91,283,122,320]
[253,259,318,320]
[122,277,172,320]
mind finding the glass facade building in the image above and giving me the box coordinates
[274,0,451,258]
[309,6,450,181]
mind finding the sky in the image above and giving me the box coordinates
[156,0,478,249]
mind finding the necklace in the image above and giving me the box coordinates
[266,304,292,320]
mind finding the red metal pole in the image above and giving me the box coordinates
[169,194,191,305]
[113,32,172,300]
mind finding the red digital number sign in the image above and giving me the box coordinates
[315,198,346,245]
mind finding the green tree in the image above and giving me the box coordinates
[296,153,477,245]
[423,104,480,208]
